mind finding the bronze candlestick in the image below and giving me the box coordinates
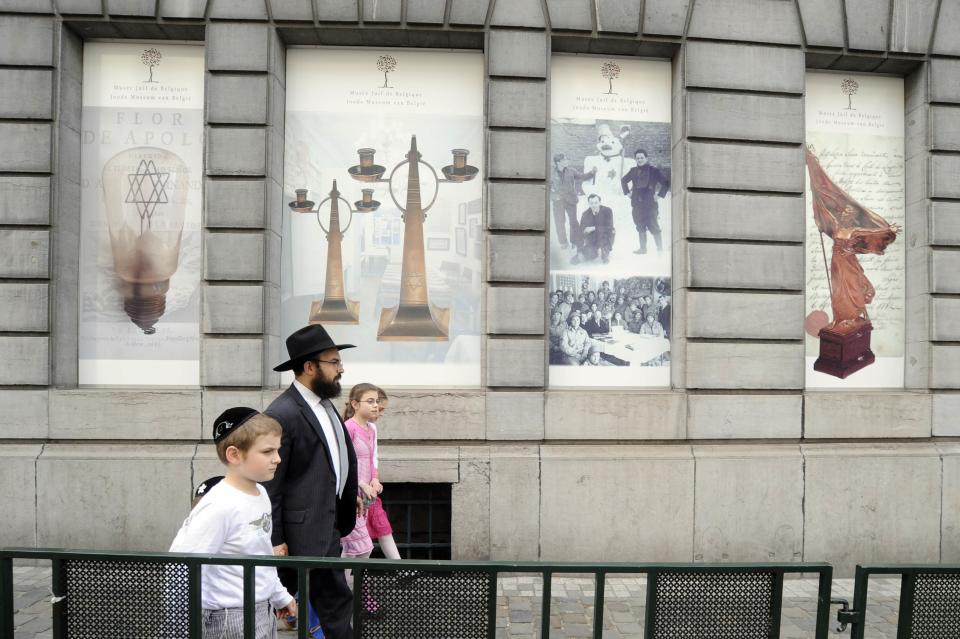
[288,180,363,324]
[347,135,478,341]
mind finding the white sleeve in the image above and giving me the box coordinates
[168,500,228,554]
[268,573,294,609]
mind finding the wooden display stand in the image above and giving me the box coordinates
[814,322,875,379]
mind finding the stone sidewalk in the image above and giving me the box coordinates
[10,565,900,638]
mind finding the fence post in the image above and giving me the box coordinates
[770,570,784,638]
[51,558,66,639]
[644,569,658,638]
[0,556,12,639]
[896,573,916,639]
[188,561,202,639]
[243,564,256,637]
[593,571,605,639]
[814,566,832,639]
[298,567,309,639]
[850,566,869,639]
[540,569,552,639]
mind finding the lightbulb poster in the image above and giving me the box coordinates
[282,48,483,387]
[548,55,672,388]
[78,43,204,386]
[804,72,905,388]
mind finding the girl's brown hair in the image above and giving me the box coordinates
[343,383,381,420]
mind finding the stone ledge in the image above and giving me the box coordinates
[544,391,685,440]
[803,392,932,439]
[49,389,202,440]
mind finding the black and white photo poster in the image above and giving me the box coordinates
[549,55,672,388]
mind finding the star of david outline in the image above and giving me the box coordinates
[124,159,170,234]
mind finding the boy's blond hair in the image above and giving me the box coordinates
[215,413,282,464]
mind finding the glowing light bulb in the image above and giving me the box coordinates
[100,146,190,334]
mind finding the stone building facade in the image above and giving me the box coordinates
[0,0,958,576]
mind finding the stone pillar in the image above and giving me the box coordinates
[202,22,284,417]
[928,58,960,393]
[484,24,549,442]
[480,0,550,559]
[0,10,59,450]
[679,31,806,437]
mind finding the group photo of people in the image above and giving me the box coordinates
[549,275,671,368]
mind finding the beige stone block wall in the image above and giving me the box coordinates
[37,445,195,551]
[539,446,694,561]
[693,445,803,562]
[802,444,942,575]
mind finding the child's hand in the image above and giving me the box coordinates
[275,599,297,620]
[360,483,377,501]
[371,478,383,494]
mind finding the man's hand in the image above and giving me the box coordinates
[275,599,297,620]
[273,543,288,557]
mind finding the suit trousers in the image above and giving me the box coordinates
[279,534,353,639]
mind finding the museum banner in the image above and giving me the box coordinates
[78,42,204,386]
[804,71,905,388]
[548,55,672,388]
[282,48,483,387]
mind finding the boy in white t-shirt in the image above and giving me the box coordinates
[170,407,297,639]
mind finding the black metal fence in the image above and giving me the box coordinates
[836,564,960,639]
[1,547,835,638]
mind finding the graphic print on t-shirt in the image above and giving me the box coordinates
[248,513,272,535]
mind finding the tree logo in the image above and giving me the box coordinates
[600,61,621,95]
[141,47,162,83]
[841,77,859,110]
[377,54,397,88]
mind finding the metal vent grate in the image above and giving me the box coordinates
[906,573,960,638]
[356,569,493,638]
[649,571,778,639]
[64,560,189,638]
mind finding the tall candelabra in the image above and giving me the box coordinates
[348,135,478,341]
[288,180,376,324]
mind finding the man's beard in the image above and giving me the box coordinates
[311,373,341,399]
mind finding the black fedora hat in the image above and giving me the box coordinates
[273,324,355,372]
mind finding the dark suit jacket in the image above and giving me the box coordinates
[263,384,359,557]
[580,205,615,250]
[621,164,670,209]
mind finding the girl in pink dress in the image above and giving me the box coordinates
[340,383,378,565]
[368,387,400,560]
[340,384,400,570]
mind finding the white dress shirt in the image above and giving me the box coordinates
[293,379,341,493]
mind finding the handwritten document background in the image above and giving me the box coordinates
[805,72,905,388]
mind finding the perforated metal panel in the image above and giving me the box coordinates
[63,560,190,638]
[903,573,960,639]
[649,571,779,639]
[356,569,494,639]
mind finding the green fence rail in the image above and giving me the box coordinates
[835,564,960,639]
[0,547,834,639]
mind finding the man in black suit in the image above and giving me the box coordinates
[263,324,360,639]
[572,193,615,265]
[621,148,670,254]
